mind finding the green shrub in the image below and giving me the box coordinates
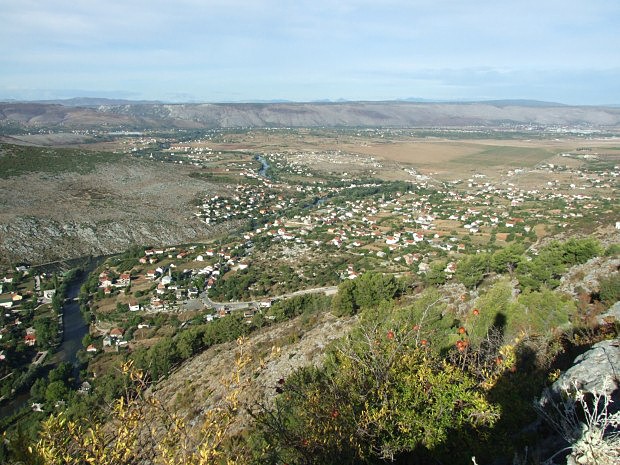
[599,273,620,306]
[254,313,499,464]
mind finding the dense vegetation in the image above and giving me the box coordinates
[2,235,617,465]
[0,143,123,178]
[0,269,78,404]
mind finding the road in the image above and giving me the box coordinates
[200,285,338,312]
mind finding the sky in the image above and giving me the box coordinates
[0,0,618,104]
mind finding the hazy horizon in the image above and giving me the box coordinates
[2,96,618,107]
[1,1,618,105]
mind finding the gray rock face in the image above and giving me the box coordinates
[598,301,620,326]
[558,257,620,298]
[551,338,620,397]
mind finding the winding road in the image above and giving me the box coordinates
[201,285,338,312]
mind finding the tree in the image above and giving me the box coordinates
[456,253,490,289]
[517,244,565,291]
[45,380,70,403]
[561,238,602,266]
[331,279,357,316]
[424,261,447,286]
[34,317,59,349]
[353,272,398,309]
[176,329,203,360]
[30,377,48,402]
[82,333,93,348]
[48,362,72,383]
[491,243,525,274]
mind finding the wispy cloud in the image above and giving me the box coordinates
[0,0,618,103]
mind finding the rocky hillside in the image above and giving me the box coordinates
[0,157,235,266]
[147,310,357,434]
[2,101,620,129]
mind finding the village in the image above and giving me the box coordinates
[68,140,618,359]
[1,129,618,417]
[0,267,70,402]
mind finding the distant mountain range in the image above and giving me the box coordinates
[1,99,619,129]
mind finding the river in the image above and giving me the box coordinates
[256,154,328,208]
[256,155,269,178]
[0,256,101,419]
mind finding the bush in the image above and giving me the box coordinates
[254,318,499,464]
[598,273,620,306]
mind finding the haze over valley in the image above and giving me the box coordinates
[1,1,619,464]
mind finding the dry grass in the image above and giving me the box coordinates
[342,140,484,165]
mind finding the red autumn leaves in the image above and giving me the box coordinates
[455,307,479,352]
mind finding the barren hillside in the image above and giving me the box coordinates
[2,101,620,129]
[0,153,233,266]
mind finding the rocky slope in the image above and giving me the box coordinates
[0,159,236,266]
[148,311,357,434]
[2,101,620,129]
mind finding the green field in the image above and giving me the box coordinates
[0,144,123,178]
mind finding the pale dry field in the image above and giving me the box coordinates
[201,131,620,181]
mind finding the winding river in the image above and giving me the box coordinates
[0,256,101,419]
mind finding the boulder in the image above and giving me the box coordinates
[597,301,620,326]
[551,338,620,397]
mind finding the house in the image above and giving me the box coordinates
[0,296,13,309]
[25,334,37,346]
[102,336,112,347]
[78,381,91,394]
[32,403,44,412]
[444,262,457,274]
[118,273,131,286]
[418,263,430,274]
[412,232,424,242]
[110,328,124,339]
[129,301,140,312]
[43,289,56,300]
[86,344,97,353]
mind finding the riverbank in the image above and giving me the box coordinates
[0,256,102,420]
